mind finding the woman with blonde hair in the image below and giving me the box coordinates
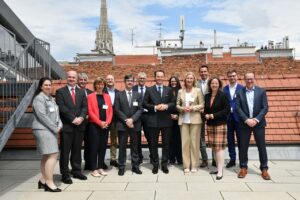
[176,72,204,173]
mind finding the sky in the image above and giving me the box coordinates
[4,0,300,61]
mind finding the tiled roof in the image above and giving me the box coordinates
[114,55,160,65]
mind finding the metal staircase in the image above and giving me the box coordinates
[0,24,62,151]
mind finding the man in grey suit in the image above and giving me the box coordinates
[56,70,88,184]
[143,70,175,174]
[114,74,143,176]
[236,72,271,180]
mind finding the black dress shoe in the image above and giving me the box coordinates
[212,160,217,167]
[118,169,125,176]
[161,166,169,174]
[73,173,87,180]
[200,160,208,168]
[152,166,158,174]
[38,180,45,189]
[110,160,119,167]
[225,160,236,168]
[132,168,142,175]
[103,163,108,170]
[61,174,73,184]
[44,184,62,192]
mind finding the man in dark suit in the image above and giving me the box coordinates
[143,69,175,174]
[115,74,143,176]
[223,70,243,168]
[236,72,271,180]
[77,73,93,170]
[132,72,151,164]
[56,70,88,184]
[103,74,119,168]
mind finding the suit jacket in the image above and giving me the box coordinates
[56,85,87,132]
[103,87,120,122]
[87,92,113,126]
[197,79,209,96]
[223,83,243,122]
[32,92,62,134]
[114,90,143,131]
[176,87,204,125]
[143,85,175,128]
[236,86,268,128]
[204,90,230,126]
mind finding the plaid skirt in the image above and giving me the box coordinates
[206,124,227,150]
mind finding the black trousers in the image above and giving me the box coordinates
[227,114,240,161]
[239,126,268,171]
[138,115,152,162]
[200,114,208,161]
[149,127,171,168]
[83,122,91,170]
[87,123,109,170]
[169,122,182,163]
[118,129,139,170]
[59,128,84,175]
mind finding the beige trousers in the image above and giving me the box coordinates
[110,121,118,161]
[180,124,201,169]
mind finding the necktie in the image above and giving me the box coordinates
[140,87,144,100]
[71,87,76,104]
[128,91,132,107]
[158,86,162,97]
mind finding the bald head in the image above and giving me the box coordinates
[67,70,77,87]
[106,74,115,88]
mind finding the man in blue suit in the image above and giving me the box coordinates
[223,70,243,168]
[236,72,271,180]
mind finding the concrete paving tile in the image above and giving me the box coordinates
[102,174,157,182]
[0,182,16,192]
[89,191,155,200]
[65,183,127,191]
[287,170,300,176]
[7,183,69,192]
[270,176,300,184]
[157,174,214,183]
[247,183,300,192]
[0,169,39,176]
[0,175,37,183]
[264,161,300,170]
[0,191,92,200]
[288,192,300,199]
[156,191,223,200]
[126,182,187,191]
[187,183,250,192]
[222,192,294,200]
[211,174,271,183]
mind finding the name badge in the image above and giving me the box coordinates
[49,107,55,112]
[103,105,108,109]
[133,101,138,106]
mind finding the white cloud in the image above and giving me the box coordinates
[4,0,300,60]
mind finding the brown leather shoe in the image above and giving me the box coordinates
[261,169,271,180]
[238,168,247,178]
[200,160,208,168]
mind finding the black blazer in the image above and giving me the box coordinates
[236,86,268,128]
[143,85,175,128]
[114,90,143,131]
[204,90,230,126]
[56,85,88,132]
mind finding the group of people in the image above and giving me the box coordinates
[31,65,271,192]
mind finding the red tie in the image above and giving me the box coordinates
[71,87,76,104]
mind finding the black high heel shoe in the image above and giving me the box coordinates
[216,169,223,180]
[44,183,62,192]
[38,180,45,189]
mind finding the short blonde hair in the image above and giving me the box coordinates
[184,72,197,88]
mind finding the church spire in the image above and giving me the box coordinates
[94,0,113,54]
